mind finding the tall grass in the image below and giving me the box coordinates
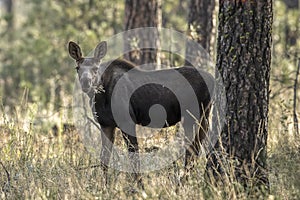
[0,94,299,199]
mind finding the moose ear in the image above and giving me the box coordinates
[94,41,107,61]
[68,41,82,61]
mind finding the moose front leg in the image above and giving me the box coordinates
[121,129,144,189]
[100,126,115,185]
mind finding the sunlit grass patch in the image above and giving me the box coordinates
[0,97,299,199]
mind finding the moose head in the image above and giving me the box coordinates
[68,41,107,93]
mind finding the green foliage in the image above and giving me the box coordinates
[0,0,124,109]
[162,0,188,32]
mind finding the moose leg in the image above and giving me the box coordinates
[100,126,115,185]
[178,121,197,186]
[183,121,197,172]
[121,130,143,189]
[196,108,211,154]
[184,107,211,173]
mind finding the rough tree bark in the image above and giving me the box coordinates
[205,0,273,193]
[124,0,161,67]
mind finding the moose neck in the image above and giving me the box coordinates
[100,58,136,90]
[105,58,136,72]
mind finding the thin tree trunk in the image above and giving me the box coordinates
[284,0,299,9]
[206,0,273,193]
[294,58,300,135]
[185,0,215,67]
[3,0,14,33]
[124,0,161,67]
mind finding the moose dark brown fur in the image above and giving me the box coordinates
[68,41,214,187]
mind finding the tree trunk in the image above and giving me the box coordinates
[186,0,215,52]
[124,0,161,67]
[3,0,14,32]
[185,0,215,68]
[284,0,299,9]
[205,0,273,193]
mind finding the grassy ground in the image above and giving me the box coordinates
[2,67,299,199]
[0,98,299,199]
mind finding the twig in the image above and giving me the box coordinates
[294,58,300,135]
[86,115,102,132]
[270,85,294,99]
[77,164,103,170]
[0,160,10,191]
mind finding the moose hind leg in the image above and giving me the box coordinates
[100,126,115,185]
[197,109,210,153]
[183,122,197,171]
[122,130,144,189]
[184,107,211,175]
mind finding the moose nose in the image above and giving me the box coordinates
[80,76,92,93]
[81,81,91,93]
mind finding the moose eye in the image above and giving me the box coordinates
[75,66,80,71]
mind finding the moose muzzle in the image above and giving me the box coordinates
[80,73,92,93]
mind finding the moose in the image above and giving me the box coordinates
[68,41,214,187]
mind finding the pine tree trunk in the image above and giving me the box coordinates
[187,0,215,51]
[185,0,215,66]
[284,0,299,9]
[205,0,273,192]
[4,0,14,32]
[124,0,161,67]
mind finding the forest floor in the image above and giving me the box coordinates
[0,101,299,199]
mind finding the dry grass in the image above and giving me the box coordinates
[0,97,299,199]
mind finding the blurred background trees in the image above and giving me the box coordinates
[0,0,189,113]
[185,0,215,68]
[124,0,162,66]
[0,0,299,129]
[0,0,125,114]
